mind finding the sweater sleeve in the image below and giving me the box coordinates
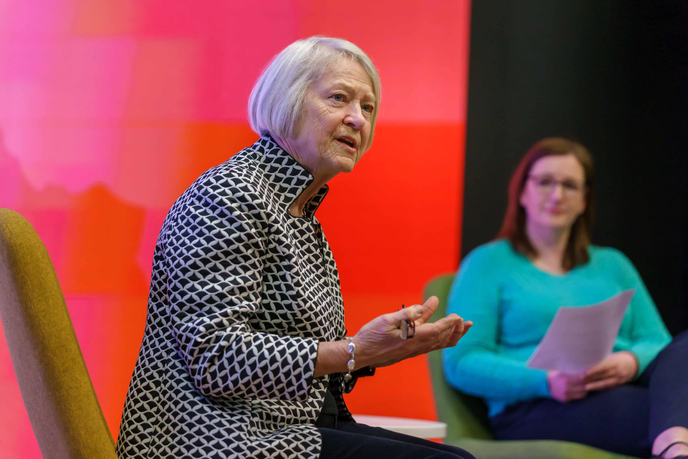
[164,177,319,402]
[610,249,671,375]
[442,245,551,402]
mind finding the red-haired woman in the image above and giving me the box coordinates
[443,138,688,458]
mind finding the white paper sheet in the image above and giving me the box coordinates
[526,289,635,374]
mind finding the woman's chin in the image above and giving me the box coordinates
[533,216,575,231]
[333,156,357,174]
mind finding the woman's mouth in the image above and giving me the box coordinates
[336,136,357,152]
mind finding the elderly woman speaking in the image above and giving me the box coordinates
[116,37,474,459]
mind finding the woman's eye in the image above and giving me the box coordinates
[563,182,579,191]
[362,104,374,113]
[332,94,344,102]
[538,178,554,187]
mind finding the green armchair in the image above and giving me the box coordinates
[423,273,639,459]
[0,208,118,459]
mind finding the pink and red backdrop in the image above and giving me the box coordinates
[0,1,471,456]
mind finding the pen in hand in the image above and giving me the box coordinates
[400,304,416,340]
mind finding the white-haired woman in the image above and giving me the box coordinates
[116,37,475,459]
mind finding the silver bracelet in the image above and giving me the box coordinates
[343,337,356,383]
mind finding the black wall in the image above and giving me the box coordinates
[462,1,688,334]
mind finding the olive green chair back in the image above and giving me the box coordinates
[423,273,639,459]
[424,273,493,440]
[0,208,118,459]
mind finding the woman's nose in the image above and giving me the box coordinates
[549,183,565,200]
[344,104,365,129]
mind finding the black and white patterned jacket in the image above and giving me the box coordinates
[117,136,358,459]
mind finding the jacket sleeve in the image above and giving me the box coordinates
[163,176,319,402]
[442,247,551,402]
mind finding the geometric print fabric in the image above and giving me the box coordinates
[116,136,353,459]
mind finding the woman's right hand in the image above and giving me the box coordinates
[547,371,587,402]
[353,296,472,369]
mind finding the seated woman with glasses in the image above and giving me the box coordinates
[443,137,688,459]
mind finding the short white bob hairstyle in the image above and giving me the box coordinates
[248,36,381,151]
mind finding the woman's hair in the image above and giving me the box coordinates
[496,137,595,270]
[248,36,381,150]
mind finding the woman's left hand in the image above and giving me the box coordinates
[583,351,639,391]
[353,296,472,369]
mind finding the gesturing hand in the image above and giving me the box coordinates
[547,371,587,402]
[583,351,638,392]
[353,296,473,369]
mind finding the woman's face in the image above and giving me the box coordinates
[519,154,587,231]
[288,57,376,178]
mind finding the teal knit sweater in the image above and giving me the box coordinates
[442,239,671,417]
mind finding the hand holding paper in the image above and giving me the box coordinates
[527,289,636,374]
[583,351,638,391]
[547,371,588,402]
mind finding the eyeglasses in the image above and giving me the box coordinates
[527,175,585,198]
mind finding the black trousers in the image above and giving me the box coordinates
[491,330,688,458]
[318,422,475,459]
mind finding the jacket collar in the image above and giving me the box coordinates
[253,135,329,219]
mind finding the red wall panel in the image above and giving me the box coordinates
[0,1,470,455]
